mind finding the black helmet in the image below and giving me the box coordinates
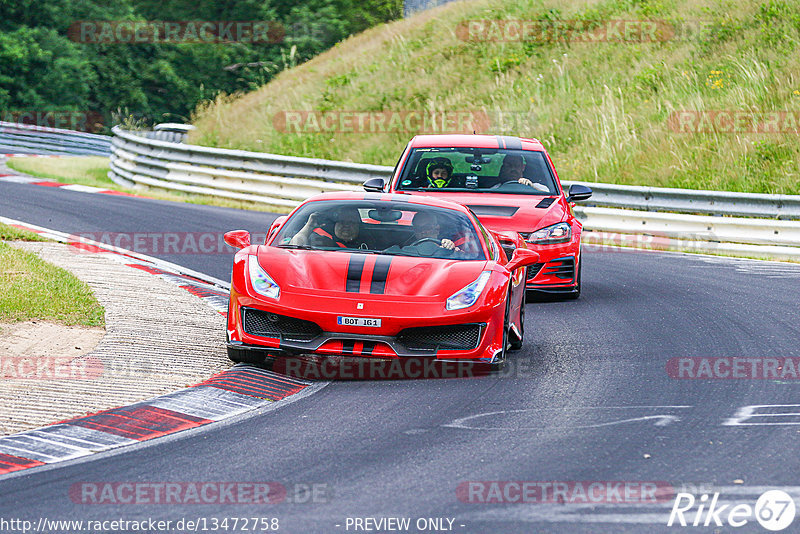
[425,157,454,188]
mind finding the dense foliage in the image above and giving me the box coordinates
[0,0,402,131]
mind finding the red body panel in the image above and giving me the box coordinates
[387,135,582,293]
[226,192,529,363]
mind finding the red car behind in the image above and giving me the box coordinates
[373,135,592,298]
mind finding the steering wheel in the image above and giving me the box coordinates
[410,238,441,247]
[489,180,520,189]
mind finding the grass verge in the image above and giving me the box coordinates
[191,0,800,195]
[5,156,281,212]
[0,239,105,327]
[0,222,46,242]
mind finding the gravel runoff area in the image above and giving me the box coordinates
[0,242,230,436]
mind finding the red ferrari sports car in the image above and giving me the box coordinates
[368,135,592,298]
[223,192,539,369]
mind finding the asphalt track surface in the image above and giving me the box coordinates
[2,180,800,533]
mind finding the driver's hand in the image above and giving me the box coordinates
[518,178,535,187]
[441,239,455,250]
[307,213,320,227]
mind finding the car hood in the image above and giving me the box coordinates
[255,246,490,299]
[399,191,568,234]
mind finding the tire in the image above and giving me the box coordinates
[494,294,510,364]
[510,289,525,350]
[227,345,266,364]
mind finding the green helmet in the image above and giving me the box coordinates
[425,157,454,188]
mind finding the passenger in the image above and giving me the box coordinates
[425,158,455,188]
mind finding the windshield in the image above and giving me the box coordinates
[272,200,486,260]
[395,147,558,195]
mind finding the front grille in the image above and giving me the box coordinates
[543,257,575,280]
[526,262,545,280]
[242,308,321,342]
[397,324,483,351]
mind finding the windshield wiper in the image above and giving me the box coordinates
[276,244,316,250]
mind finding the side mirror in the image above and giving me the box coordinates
[566,184,592,202]
[267,216,287,242]
[363,177,386,192]
[505,248,540,272]
[224,230,251,249]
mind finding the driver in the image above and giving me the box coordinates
[482,154,549,191]
[406,211,461,251]
[291,207,369,249]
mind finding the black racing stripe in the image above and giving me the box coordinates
[346,255,366,292]
[495,135,505,149]
[363,193,383,200]
[361,342,375,356]
[342,340,356,355]
[502,136,523,150]
[370,256,392,294]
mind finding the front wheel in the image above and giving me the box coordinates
[227,345,266,364]
[509,289,525,350]
[493,296,510,365]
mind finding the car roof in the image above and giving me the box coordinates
[408,134,545,151]
[300,191,477,215]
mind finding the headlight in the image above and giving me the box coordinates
[446,271,491,310]
[248,255,280,299]
[527,222,571,244]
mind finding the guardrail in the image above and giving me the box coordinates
[562,180,800,220]
[109,126,385,208]
[108,126,800,259]
[0,121,111,156]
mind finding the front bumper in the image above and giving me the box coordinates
[524,228,581,292]
[233,308,487,359]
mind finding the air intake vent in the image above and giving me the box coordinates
[243,308,321,342]
[397,324,483,351]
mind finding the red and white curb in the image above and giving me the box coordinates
[0,217,328,477]
[0,156,147,198]
[0,365,317,476]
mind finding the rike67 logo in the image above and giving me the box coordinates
[668,490,796,531]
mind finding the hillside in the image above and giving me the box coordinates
[190,0,800,194]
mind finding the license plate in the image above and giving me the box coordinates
[337,316,381,327]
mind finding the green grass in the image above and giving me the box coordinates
[0,222,45,242]
[6,156,280,212]
[190,0,800,195]
[0,241,105,326]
